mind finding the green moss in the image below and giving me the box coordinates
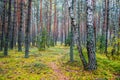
[0,45,120,80]
[59,46,120,79]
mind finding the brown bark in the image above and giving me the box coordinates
[105,0,109,54]
[53,0,57,45]
[25,0,32,58]
[40,0,43,32]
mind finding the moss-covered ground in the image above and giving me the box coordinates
[0,45,120,80]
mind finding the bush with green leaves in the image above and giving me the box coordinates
[97,35,106,53]
[46,35,54,47]
[37,28,47,51]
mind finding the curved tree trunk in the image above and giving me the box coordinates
[68,0,97,70]
[77,0,87,68]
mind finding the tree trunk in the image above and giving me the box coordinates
[40,0,43,31]
[70,23,74,62]
[68,0,75,62]
[10,0,17,49]
[105,0,109,54]
[32,4,36,46]
[68,0,97,70]
[86,0,97,70]
[25,0,32,58]
[18,0,24,52]
[77,0,87,68]
[53,0,57,46]
[47,0,52,47]
[0,0,6,51]
[4,0,12,56]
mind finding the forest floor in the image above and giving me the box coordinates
[0,45,120,80]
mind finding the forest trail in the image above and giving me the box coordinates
[46,45,70,80]
[0,45,70,80]
[0,45,120,80]
[48,62,69,80]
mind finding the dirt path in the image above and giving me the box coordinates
[46,48,69,80]
[48,62,69,80]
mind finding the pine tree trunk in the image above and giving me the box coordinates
[4,0,12,56]
[32,5,36,46]
[104,0,109,55]
[40,0,43,31]
[10,0,17,49]
[0,0,6,51]
[25,0,32,58]
[18,0,24,52]
[53,0,57,46]
[48,0,52,47]
[105,0,109,55]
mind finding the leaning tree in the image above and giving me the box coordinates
[68,0,97,70]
